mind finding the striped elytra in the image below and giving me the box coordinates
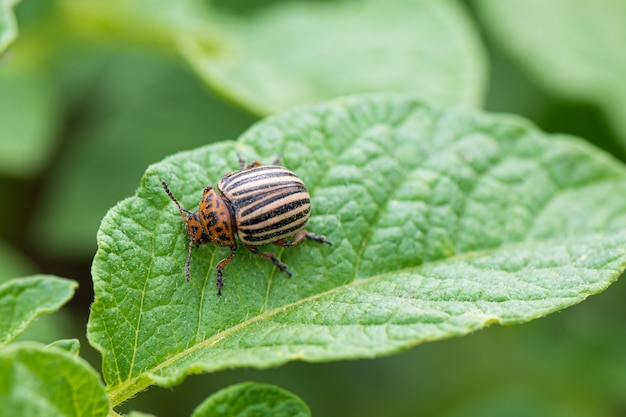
[162,158,332,295]
[218,165,311,246]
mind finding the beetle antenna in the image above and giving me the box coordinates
[272,154,283,165]
[237,152,246,170]
[161,180,191,218]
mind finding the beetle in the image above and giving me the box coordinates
[161,156,332,295]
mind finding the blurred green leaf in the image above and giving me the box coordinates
[33,47,255,258]
[61,0,486,114]
[183,0,486,114]
[192,382,310,417]
[476,0,626,146]
[0,342,108,417]
[47,338,80,355]
[60,0,215,47]
[0,275,77,347]
[0,59,60,178]
[0,0,19,53]
[88,94,626,408]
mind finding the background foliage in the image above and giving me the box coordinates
[1,0,625,416]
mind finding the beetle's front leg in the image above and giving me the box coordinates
[215,244,238,295]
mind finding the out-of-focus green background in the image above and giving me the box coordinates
[1,1,625,416]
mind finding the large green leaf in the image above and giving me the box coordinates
[183,0,486,114]
[88,94,626,408]
[475,0,626,146]
[0,275,77,347]
[192,382,310,417]
[62,0,486,114]
[0,342,108,417]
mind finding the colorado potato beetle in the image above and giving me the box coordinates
[162,156,332,295]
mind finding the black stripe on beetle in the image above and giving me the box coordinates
[240,198,310,226]
[228,184,306,209]
[161,159,332,295]
[239,191,308,218]
[241,205,310,230]
[240,221,312,244]
[239,209,312,243]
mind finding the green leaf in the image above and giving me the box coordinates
[475,0,626,146]
[63,0,487,114]
[192,382,310,417]
[0,342,109,417]
[88,94,626,407]
[60,0,214,48]
[183,0,486,114]
[0,275,77,347]
[0,0,19,54]
[47,338,81,356]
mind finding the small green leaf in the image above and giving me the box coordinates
[192,382,310,417]
[0,342,109,417]
[47,338,81,356]
[183,0,486,114]
[476,0,626,146]
[89,94,626,406]
[0,275,77,347]
[0,0,19,54]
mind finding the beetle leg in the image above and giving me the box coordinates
[237,154,246,170]
[274,230,333,248]
[245,245,292,278]
[215,245,238,295]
